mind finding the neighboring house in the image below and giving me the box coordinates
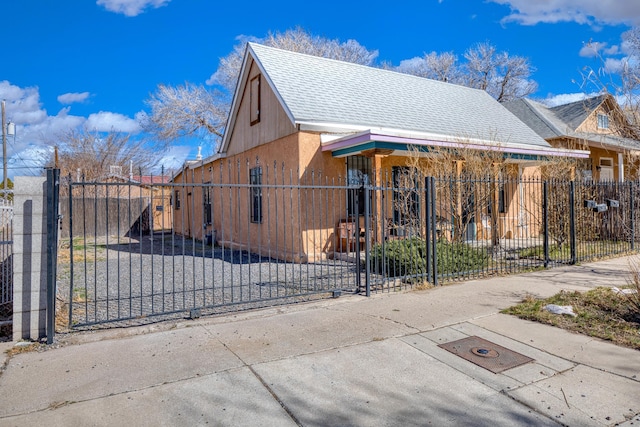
[503,94,640,182]
[130,174,173,231]
[172,43,588,260]
[62,169,172,238]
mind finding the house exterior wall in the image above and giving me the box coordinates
[548,136,627,182]
[173,132,347,262]
[577,104,614,135]
[588,145,621,181]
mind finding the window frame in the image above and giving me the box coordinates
[346,156,372,217]
[173,190,181,210]
[250,75,261,126]
[250,167,263,224]
[203,184,212,225]
[597,113,609,130]
[392,166,420,226]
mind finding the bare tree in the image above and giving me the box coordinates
[394,52,463,83]
[57,128,159,182]
[463,42,538,102]
[578,28,640,140]
[396,142,508,245]
[209,27,379,92]
[145,28,379,152]
[393,42,537,102]
[143,82,228,144]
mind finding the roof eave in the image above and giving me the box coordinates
[322,129,590,159]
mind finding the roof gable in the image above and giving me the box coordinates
[549,94,608,131]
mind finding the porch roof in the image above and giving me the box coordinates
[321,129,590,161]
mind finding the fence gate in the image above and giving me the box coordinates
[0,197,13,340]
[60,177,362,329]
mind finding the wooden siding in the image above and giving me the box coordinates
[226,59,297,157]
[577,104,615,134]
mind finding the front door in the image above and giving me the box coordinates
[599,158,614,182]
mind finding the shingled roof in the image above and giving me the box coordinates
[221,43,559,151]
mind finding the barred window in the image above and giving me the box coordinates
[250,167,263,223]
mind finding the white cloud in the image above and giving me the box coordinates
[7,145,53,178]
[604,57,625,73]
[489,0,640,26]
[12,108,85,154]
[579,42,606,57]
[542,93,589,107]
[58,92,90,104]
[156,145,192,174]
[96,0,170,17]
[0,81,85,146]
[396,56,428,73]
[0,81,145,176]
[85,111,141,133]
[0,81,47,124]
[604,45,620,55]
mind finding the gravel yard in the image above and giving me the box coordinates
[57,234,363,329]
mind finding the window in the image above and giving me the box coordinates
[250,167,263,223]
[498,184,506,214]
[346,156,372,216]
[250,75,260,125]
[597,113,609,129]
[203,185,212,225]
[173,190,181,210]
[392,166,420,226]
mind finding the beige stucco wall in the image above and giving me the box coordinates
[173,132,349,262]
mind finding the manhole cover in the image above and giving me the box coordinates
[438,336,534,373]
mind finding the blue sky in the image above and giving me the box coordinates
[1,0,640,177]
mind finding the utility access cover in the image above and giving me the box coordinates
[438,336,534,373]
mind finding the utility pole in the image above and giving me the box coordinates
[1,100,6,198]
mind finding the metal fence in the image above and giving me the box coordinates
[60,170,363,329]
[0,196,13,340]
[57,169,640,330]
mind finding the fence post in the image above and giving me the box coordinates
[430,177,438,286]
[543,181,549,268]
[354,186,361,293]
[46,168,60,344]
[68,175,74,327]
[569,181,577,265]
[630,182,635,251]
[13,176,49,341]
[363,183,371,297]
[425,177,432,284]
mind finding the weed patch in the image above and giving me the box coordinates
[503,287,640,350]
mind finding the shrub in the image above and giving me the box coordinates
[370,238,489,279]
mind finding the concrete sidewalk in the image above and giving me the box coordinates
[1,256,639,426]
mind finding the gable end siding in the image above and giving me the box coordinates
[226,59,297,157]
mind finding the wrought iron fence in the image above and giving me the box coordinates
[0,195,13,340]
[59,168,364,329]
[56,166,640,330]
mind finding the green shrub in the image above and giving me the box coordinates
[370,238,489,278]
